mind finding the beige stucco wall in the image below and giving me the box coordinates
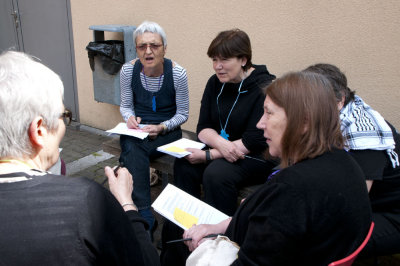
[70,0,400,131]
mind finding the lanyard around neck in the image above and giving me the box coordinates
[0,159,36,169]
[142,68,163,112]
[216,79,247,140]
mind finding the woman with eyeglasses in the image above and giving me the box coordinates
[0,51,160,265]
[119,21,189,237]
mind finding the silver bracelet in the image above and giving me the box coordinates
[121,202,136,208]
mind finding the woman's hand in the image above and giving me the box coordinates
[141,124,163,139]
[215,139,244,163]
[183,218,231,252]
[127,116,141,129]
[185,148,207,164]
[183,224,218,252]
[105,166,137,211]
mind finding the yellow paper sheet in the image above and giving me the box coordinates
[173,207,198,229]
[165,146,186,153]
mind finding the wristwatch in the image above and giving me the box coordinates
[205,149,212,162]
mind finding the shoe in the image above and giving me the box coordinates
[150,219,158,242]
[156,239,163,250]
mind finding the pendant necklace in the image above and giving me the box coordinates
[142,68,163,112]
[216,79,247,140]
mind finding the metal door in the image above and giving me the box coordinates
[0,0,78,120]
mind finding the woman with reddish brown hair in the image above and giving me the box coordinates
[161,71,372,265]
[267,71,345,168]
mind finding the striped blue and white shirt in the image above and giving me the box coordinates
[119,60,189,131]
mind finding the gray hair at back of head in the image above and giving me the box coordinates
[134,21,167,48]
[0,50,64,158]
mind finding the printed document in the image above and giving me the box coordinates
[157,138,206,158]
[106,122,149,139]
[152,184,229,230]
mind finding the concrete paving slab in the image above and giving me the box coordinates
[66,150,114,175]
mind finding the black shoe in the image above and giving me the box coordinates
[150,219,158,242]
[156,239,163,250]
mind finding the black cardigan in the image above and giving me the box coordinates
[197,64,275,154]
[226,149,372,265]
[0,173,160,266]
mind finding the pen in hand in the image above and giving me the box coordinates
[114,161,124,176]
[166,234,220,244]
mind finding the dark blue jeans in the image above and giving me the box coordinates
[119,128,182,209]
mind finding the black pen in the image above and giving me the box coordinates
[166,234,220,244]
[114,161,124,176]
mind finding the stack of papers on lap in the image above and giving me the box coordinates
[106,123,149,139]
[156,138,206,158]
[152,184,229,230]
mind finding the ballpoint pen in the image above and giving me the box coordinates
[244,155,266,163]
[101,161,124,185]
[166,234,220,244]
[113,161,124,176]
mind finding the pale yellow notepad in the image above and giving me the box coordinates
[152,184,229,230]
[156,138,206,158]
[173,208,199,229]
[165,146,187,153]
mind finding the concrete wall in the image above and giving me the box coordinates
[70,0,400,131]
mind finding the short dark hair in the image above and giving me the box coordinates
[207,29,252,71]
[266,71,344,167]
[304,63,355,107]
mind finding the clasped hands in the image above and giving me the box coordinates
[185,139,244,164]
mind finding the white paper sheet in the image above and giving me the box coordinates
[156,138,206,158]
[106,122,149,139]
[152,184,229,230]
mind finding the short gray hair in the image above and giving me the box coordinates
[134,21,167,48]
[0,51,64,158]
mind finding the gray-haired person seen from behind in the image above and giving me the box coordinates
[304,63,400,258]
[0,50,160,265]
[119,21,189,239]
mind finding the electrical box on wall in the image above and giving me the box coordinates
[88,25,136,105]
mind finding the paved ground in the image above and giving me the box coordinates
[60,124,400,265]
[60,123,164,250]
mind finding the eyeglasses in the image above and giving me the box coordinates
[61,109,72,126]
[136,43,163,52]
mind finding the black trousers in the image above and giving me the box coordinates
[359,212,400,258]
[160,220,189,266]
[173,155,276,216]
